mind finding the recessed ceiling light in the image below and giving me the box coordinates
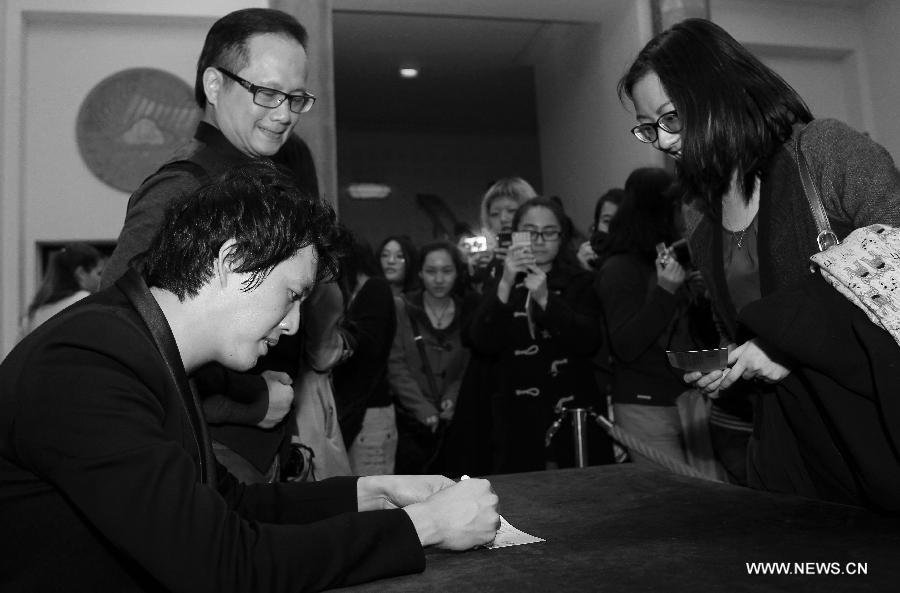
[347,183,391,200]
[399,67,419,79]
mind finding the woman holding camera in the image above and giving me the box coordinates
[468,197,613,472]
[464,177,539,286]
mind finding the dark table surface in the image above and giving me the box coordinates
[335,464,900,592]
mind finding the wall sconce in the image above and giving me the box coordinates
[347,183,392,199]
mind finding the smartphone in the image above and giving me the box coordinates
[655,242,669,259]
[461,236,488,253]
[511,231,532,249]
[497,231,513,249]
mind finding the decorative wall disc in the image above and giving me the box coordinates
[76,67,201,192]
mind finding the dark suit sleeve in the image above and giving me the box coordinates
[12,312,423,593]
[102,169,200,289]
[193,364,269,425]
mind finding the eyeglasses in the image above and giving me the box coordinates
[216,67,316,114]
[522,229,561,242]
[630,110,682,143]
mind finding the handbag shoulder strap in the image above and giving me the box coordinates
[793,133,840,252]
[402,297,441,399]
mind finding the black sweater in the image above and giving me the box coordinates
[596,253,686,406]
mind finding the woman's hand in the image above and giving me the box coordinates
[523,265,549,309]
[656,252,686,294]
[471,250,493,269]
[497,245,534,303]
[501,245,534,283]
[439,399,455,421]
[683,338,790,395]
[576,241,597,270]
[719,339,791,388]
[423,414,440,433]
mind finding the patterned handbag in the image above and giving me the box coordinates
[795,136,900,347]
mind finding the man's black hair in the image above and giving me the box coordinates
[195,8,308,108]
[142,160,341,300]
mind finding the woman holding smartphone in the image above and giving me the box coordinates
[468,197,613,472]
[595,168,716,468]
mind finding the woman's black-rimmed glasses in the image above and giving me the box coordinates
[631,110,682,143]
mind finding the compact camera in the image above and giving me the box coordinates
[461,236,488,253]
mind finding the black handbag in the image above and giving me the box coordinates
[734,137,900,512]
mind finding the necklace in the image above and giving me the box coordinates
[425,297,454,329]
[732,223,750,249]
[723,177,760,249]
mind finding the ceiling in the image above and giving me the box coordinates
[333,12,547,134]
[331,1,870,134]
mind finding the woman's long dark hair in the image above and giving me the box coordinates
[618,18,812,212]
[338,232,381,304]
[592,188,626,233]
[27,242,103,318]
[376,235,420,294]
[599,168,678,264]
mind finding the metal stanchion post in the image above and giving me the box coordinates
[570,408,589,468]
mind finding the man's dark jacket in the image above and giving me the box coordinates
[0,270,423,592]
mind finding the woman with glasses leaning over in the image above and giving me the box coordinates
[468,197,614,473]
[619,18,900,508]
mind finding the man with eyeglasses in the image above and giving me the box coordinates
[102,8,335,485]
[104,8,318,286]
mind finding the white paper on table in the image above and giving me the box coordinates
[485,515,545,549]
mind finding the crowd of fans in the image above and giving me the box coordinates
[328,172,712,477]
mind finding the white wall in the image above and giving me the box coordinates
[713,0,898,161]
[1,0,264,354]
[530,1,662,237]
[862,0,900,161]
[23,16,204,244]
